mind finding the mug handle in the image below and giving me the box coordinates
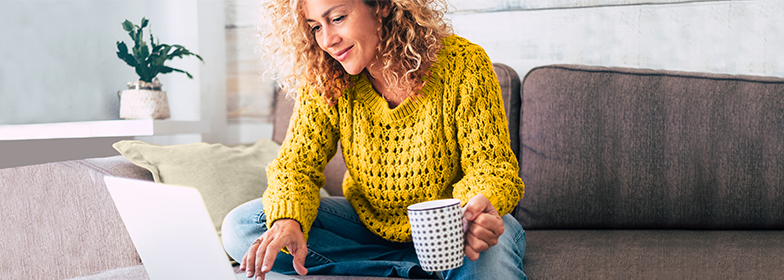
[461,206,468,233]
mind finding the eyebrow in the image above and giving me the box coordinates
[306,4,346,22]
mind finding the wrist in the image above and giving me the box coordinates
[274,218,302,232]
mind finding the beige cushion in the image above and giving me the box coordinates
[112,138,280,235]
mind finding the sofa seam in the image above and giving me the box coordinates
[525,64,784,84]
[73,160,113,176]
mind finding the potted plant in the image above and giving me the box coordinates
[116,17,203,119]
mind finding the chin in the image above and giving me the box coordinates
[340,63,363,75]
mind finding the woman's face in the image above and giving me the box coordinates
[303,0,389,75]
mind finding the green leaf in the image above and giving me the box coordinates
[117,17,202,81]
[135,28,144,47]
[122,20,134,32]
[177,69,194,79]
[158,66,174,74]
[154,46,172,66]
[118,53,137,67]
[148,65,160,79]
[136,67,151,82]
[160,66,193,79]
[151,44,164,57]
[169,45,204,63]
[149,31,156,50]
[116,41,128,54]
[116,42,137,68]
[132,42,143,60]
[167,48,184,59]
[140,44,149,59]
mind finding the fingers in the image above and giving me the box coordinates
[240,245,249,271]
[463,193,499,222]
[242,219,306,279]
[471,211,504,237]
[468,217,500,246]
[242,239,262,277]
[464,239,481,261]
[290,243,309,276]
[463,213,496,261]
[253,236,273,279]
[462,194,510,261]
[463,197,482,222]
[259,238,280,276]
[464,220,493,261]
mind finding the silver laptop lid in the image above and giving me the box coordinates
[104,176,238,280]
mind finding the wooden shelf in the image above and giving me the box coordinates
[0,120,210,141]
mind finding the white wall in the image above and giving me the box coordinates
[447,0,784,79]
[0,0,213,125]
[136,0,228,145]
[0,0,226,167]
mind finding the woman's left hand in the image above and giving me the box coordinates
[462,193,504,261]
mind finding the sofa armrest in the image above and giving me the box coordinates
[80,155,154,181]
[0,156,151,280]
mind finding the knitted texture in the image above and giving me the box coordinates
[264,35,524,242]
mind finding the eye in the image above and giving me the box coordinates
[332,15,345,23]
[310,25,321,33]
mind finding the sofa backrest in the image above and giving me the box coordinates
[272,63,522,197]
[515,64,784,230]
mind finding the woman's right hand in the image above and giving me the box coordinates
[240,218,308,280]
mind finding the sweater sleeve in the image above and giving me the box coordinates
[263,89,339,241]
[452,46,525,217]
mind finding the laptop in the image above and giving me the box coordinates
[104,176,300,280]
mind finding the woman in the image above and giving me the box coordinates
[222,0,526,279]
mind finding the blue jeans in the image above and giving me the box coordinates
[222,197,527,280]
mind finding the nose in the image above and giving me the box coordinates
[320,25,340,49]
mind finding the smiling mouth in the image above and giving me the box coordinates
[334,45,354,61]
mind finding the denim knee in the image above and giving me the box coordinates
[221,198,267,263]
[442,214,526,280]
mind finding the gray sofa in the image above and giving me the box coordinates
[2,64,783,279]
[516,65,784,278]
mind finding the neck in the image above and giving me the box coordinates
[364,64,384,86]
[363,68,406,108]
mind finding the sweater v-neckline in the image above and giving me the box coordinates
[349,38,447,122]
[353,73,425,122]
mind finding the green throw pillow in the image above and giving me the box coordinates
[112,138,281,235]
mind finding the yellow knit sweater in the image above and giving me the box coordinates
[264,35,524,242]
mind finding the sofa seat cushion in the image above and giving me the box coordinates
[524,229,784,279]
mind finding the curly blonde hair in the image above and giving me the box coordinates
[258,0,453,105]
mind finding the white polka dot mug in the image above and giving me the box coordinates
[407,198,465,272]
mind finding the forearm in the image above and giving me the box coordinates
[453,47,524,216]
[263,94,339,239]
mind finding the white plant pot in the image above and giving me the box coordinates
[119,89,171,120]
